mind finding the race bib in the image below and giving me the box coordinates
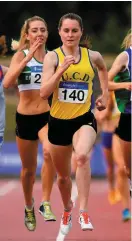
[58,81,88,103]
[30,66,42,84]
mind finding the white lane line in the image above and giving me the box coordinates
[56,181,78,241]
[0,181,18,196]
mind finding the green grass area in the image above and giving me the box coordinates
[0,56,12,66]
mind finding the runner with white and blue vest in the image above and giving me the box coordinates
[108,30,132,221]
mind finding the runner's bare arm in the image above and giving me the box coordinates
[3,51,27,88]
[108,52,131,90]
[3,39,41,88]
[90,50,108,93]
[40,52,74,99]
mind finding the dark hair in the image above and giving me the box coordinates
[58,13,91,49]
[80,35,92,49]
[0,35,8,56]
[58,13,83,31]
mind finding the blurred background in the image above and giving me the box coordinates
[0,1,131,54]
[0,1,131,177]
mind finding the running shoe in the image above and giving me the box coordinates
[39,201,56,221]
[122,208,131,222]
[24,206,36,231]
[60,210,72,235]
[79,212,94,231]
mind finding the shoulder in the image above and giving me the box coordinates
[112,51,128,67]
[46,49,59,57]
[11,50,26,63]
[115,51,128,61]
[88,49,103,61]
[88,49,105,68]
[44,50,58,66]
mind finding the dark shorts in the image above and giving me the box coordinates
[115,113,131,142]
[48,111,97,146]
[16,111,49,141]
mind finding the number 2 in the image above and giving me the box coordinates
[34,74,41,84]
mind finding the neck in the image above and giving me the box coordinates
[34,45,46,62]
[62,45,79,57]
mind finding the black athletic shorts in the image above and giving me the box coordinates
[115,112,131,142]
[48,111,97,146]
[16,111,49,140]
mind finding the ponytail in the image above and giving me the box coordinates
[80,35,92,49]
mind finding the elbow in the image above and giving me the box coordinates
[3,82,10,89]
[40,89,48,100]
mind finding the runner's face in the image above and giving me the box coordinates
[59,19,82,47]
[27,20,48,46]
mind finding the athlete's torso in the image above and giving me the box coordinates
[114,47,131,114]
[17,50,49,115]
[50,47,95,119]
[18,49,43,92]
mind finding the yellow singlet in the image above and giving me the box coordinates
[50,47,95,119]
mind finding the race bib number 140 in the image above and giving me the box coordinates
[58,81,88,103]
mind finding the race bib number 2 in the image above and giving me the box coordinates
[58,81,88,103]
[31,66,42,84]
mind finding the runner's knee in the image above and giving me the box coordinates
[76,153,88,166]
[57,175,70,185]
[117,166,127,177]
[43,145,51,162]
[21,167,36,178]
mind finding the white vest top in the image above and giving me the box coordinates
[18,49,43,92]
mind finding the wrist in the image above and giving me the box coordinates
[57,67,65,76]
[102,88,108,94]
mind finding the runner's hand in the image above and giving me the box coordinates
[59,55,75,72]
[123,82,132,90]
[95,91,109,111]
[24,39,42,63]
